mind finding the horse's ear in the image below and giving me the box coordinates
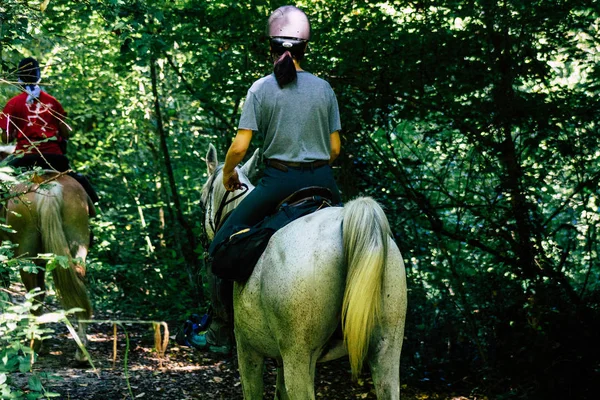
[240,148,260,180]
[206,144,218,175]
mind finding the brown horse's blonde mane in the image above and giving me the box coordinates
[3,172,93,362]
[36,179,92,319]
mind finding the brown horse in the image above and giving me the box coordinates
[1,170,93,362]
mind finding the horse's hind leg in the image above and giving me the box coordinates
[73,320,89,363]
[19,267,47,354]
[9,205,46,352]
[237,340,265,399]
[19,267,45,299]
[368,242,407,400]
[280,350,318,400]
[19,259,46,353]
[20,265,46,335]
[16,228,46,312]
[275,363,290,400]
[368,336,402,400]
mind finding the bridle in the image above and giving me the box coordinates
[212,183,248,233]
[199,165,249,249]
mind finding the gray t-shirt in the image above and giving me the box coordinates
[238,71,341,163]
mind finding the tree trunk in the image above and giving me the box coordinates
[150,56,204,306]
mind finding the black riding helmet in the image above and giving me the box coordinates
[17,57,41,86]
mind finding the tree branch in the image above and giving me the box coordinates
[162,52,234,132]
[150,55,204,306]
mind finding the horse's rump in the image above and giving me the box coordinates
[235,207,346,357]
[7,173,92,318]
[237,198,404,375]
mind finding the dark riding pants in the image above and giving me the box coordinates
[8,154,99,203]
[210,164,341,254]
[205,164,341,344]
[9,154,70,172]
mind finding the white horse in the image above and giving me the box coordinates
[202,144,407,399]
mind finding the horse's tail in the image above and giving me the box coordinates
[36,182,92,319]
[342,196,391,378]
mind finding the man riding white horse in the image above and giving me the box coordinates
[192,5,343,353]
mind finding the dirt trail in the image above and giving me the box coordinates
[8,316,471,399]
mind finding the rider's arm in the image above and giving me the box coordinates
[58,121,70,140]
[329,131,341,164]
[0,129,11,144]
[0,101,16,143]
[224,129,253,173]
[223,129,253,188]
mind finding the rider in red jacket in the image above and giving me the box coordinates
[0,57,98,203]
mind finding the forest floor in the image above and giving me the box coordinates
[8,319,485,400]
[5,287,483,400]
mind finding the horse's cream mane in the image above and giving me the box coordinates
[0,144,16,160]
[201,163,254,236]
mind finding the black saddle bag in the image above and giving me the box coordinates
[210,196,330,282]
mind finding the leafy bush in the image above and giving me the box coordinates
[0,289,60,399]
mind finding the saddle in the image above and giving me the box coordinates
[6,154,99,204]
[210,187,334,282]
[276,186,333,209]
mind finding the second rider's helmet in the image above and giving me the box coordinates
[17,57,41,85]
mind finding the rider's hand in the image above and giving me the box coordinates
[223,169,241,192]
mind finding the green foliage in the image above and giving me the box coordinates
[321,1,600,397]
[0,290,59,399]
[0,0,598,398]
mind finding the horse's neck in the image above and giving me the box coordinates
[223,184,254,216]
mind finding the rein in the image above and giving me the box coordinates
[199,171,247,268]
[212,183,248,233]
[200,166,249,248]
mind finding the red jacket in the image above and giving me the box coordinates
[0,91,67,155]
